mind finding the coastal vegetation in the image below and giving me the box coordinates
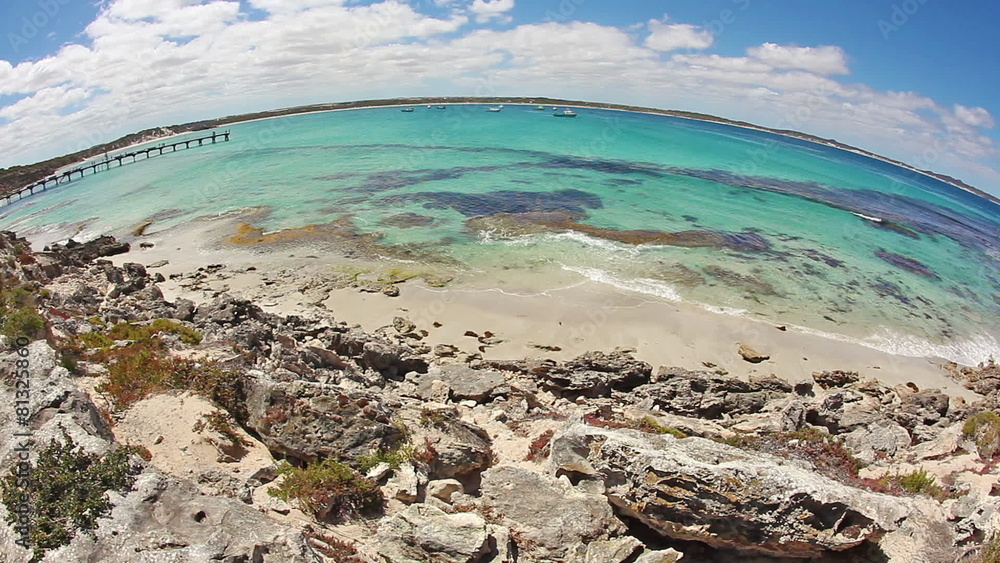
[268,460,382,521]
[0,431,143,561]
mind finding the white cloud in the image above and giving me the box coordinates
[469,0,514,23]
[746,42,849,75]
[646,18,713,52]
[954,104,995,129]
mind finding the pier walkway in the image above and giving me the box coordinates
[3,130,231,206]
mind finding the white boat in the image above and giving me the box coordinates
[486,105,503,112]
[535,105,547,110]
[436,105,447,109]
[553,109,577,118]
[401,107,415,113]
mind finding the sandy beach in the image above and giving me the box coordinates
[74,212,978,400]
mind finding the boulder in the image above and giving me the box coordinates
[628,368,784,419]
[550,423,915,559]
[361,503,491,563]
[477,465,625,559]
[246,379,403,464]
[481,350,651,399]
[44,470,320,562]
[427,479,464,503]
[416,364,508,403]
[738,343,769,363]
[844,420,912,463]
[813,370,860,389]
[407,407,494,480]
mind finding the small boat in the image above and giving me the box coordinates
[535,105,547,110]
[552,106,558,110]
[426,105,432,108]
[436,105,447,109]
[553,109,577,118]
[401,107,415,112]
[486,105,503,112]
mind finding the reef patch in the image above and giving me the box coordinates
[465,211,771,252]
[874,249,939,279]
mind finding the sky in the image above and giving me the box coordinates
[0,0,998,195]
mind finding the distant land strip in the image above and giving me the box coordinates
[2,96,997,206]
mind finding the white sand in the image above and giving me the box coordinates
[81,212,978,400]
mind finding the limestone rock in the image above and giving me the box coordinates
[362,503,491,563]
[46,470,320,562]
[629,368,785,419]
[407,408,494,480]
[416,364,508,403]
[478,465,625,559]
[481,350,651,399]
[738,343,769,363]
[844,419,912,463]
[246,379,403,464]
[427,479,464,503]
[813,370,860,389]
[550,423,914,559]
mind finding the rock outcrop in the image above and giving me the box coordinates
[550,423,914,559]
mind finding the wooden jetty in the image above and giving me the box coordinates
[2,130,231,206]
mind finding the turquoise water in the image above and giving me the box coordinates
[2,104,998,364]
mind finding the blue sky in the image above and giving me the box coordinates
[0,0,997,194]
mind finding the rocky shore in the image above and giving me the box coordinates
[1,230,999,562]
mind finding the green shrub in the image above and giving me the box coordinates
[980,533,1000,563]
[356,443,414,474]
[0,431,142,561]
[96,343,246,420]
[268,460,382,521]
[0,286,45,341]
[898,469,944,496]
[107,319,202,345]
[963,411,1000,459]
[629,416,688,438]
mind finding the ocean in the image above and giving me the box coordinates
[2,103,998,365]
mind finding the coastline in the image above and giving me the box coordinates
[60,212,979,397]
[6,97,995,207]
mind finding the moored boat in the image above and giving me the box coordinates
[486,105,504,112]
[401,107,415,112]
[553,109,577,118]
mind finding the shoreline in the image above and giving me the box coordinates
[12,207,997,373]
[155,98,1000,206]
[7,97,993,207]
[54,212,979,397]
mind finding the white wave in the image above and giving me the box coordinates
[561,264,682,302]
[851,212,883,223]
[795,324,1000,366]
[700,304,750,316]
[480,230,642,256]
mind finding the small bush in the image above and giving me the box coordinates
[356,443,414,474]
[979,533,1000,563]
[419,408,452,427]
[107,319,202,345]
[0,431,142,561]
[964,411,1000,460]
[96,343,247,421]
[898,468,945,498]
[268,460,382,521]
[0,286,45,341]
[630,416,687,438]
